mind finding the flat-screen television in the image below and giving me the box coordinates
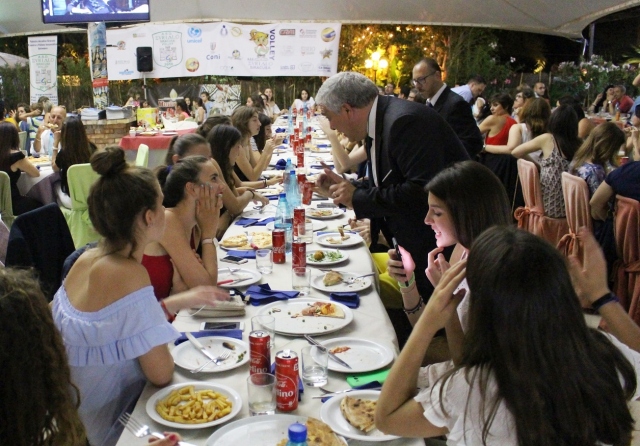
[42,0,150,25]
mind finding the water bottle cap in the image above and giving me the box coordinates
[288,422,307,442]
[279,192,286,198]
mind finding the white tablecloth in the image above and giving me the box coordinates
[116,200,423,446]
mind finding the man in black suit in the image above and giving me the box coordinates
[314,72,469,304]
[412,58,484,159]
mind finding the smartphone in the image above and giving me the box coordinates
[392,237,409,286]
[317,202,337,208]
[221,255,248,264]
[346,369,390,388]
[200,321,245,330]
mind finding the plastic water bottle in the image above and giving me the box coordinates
[283,158,293,191]
[286,422,308,446]
[287,108,294,135]
[287,169,301,208]
[302,113,308,137]
[275,193,292,254]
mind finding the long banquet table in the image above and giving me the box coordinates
[116,122,423,446]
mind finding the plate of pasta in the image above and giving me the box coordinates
[146,382,242,429]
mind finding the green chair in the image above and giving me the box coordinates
[135,143,149,168]
[0,171,15,228]
[60,163,101,248]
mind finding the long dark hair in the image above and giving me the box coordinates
[156,156,209,208]
[207,124,242,191]
[196,114,232,138]
[439,226,636,446]
[164,133,209,165]
[593,84,614,113]
[0,121,19,168]
[253,113,272,153]
[549,104,580,161]
[0,268,87,445]
[426,161,511,249]
[231,106,259,139]
[60,117,93,166]
[88,147,158,256]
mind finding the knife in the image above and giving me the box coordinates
[304,335,352,369]
[186,332,217,363]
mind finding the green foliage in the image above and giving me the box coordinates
[0,63,29,108]
[58,56,93,110]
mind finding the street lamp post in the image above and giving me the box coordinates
[365,50,388,85]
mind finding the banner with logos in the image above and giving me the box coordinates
[88,22,109,109]
[106,22,340,80]
[28,36,58,104]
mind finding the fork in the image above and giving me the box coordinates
[118,412,196,445]
[345,273,376,284]
[190,350,231,374]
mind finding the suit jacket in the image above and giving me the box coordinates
[352,95,469,297]
[433,86,484,159]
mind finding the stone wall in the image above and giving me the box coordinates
[83,118,136,150]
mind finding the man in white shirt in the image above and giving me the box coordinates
[451,75,487,104]
[33,106,66,157]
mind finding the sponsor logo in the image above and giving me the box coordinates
[220,25,228,36]
[300,62,313,72]
[186,27,202,43]
[115,60,130,65]
[231,27,242,37]
[132,33,146,38]
[279,29,295,36]
[280,65,295,70]
[320,49,333,59]
[249,29,269,58]
[299,29,317,39]
[232,49,241,59]
[152,31,183,69]
[185,57,199,72]
[206,54,221,60]
[210,42,217,51]
[119,69,134,75]
[116,41,126,50]
[281,46,294,57]
[321,27,336,42]
[300,46,315,56]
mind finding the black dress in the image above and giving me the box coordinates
[1,151,43,215]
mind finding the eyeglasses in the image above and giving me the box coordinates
[411,71,437,86]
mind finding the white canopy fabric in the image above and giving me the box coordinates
[0,52,28,67]
[1,0,639,38]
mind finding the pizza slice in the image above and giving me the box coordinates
[307,417,345,445]
[296,301,345,319]
[340,396,377,433]
[220,234,248,248]
[323,271,343,286]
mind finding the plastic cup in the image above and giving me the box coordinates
[247,373,277,416]
[292,267,311,295]
[256,249,273,274]
[301,345,328,387]
[296,221,313,244]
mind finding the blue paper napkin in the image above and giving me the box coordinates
[275,128,286,133]
[271,362,304,400]
[274,159,287,170]
[330,292,360,309]
[174,329,243,346]
[247,284,300,306]
[316,143,330,148]
[234,217,275,226]
[226,250,257,259]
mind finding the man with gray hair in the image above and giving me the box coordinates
[315,71,469,301]
[33,105,66,157]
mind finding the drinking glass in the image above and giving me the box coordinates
[301,345,328,387]
[247,373,276,416]
[256,249,273,274]
[251,314,276,349]
[296,221,313,244]
[292,267,311,295]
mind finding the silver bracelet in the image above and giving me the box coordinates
[403,298,423,315]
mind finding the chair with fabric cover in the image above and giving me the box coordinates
[513,158,568,247]
[18,131,27,153]
[135,143,149,167]
[0,171,15,228]
[5,203,75,301]
[60,163,101,248]
[0,220,9,265]
[611,195,640,325]
[557,172,593,263]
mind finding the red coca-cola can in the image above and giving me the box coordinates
[275,350,299,411]
[298,121,303,132]
[272,229,286,264]
[293,207,305,237]
[296,173,306,184]
[292,240,306,268]
[249,330,271,376]
[305,133,312,145]
[302,181,313,205]
[296,152,305,168]
[293,126,299,137]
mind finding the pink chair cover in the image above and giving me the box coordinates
[557,172,593,261]
[513,159,569,246]
[612,195,640,324]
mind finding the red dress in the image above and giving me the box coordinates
[485,115,516,145]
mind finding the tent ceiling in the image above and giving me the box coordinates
[1,0,639,38]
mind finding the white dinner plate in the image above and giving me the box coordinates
[311,272,372,293]
[320,390,401,442]
[241,207,277,219]
[216,268,261,288]
[171,336,249,373]
[319,337,394,373]
[266,220,327,231]
[306,249,349,266]
[146,382,242,430]
[316,232,363,248]
[206,414,347,445]
[306,208,344,220]
[309,145,332,153]
[258,298,353,336]
[219,231,272,251]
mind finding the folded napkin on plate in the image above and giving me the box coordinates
[275,128,286,133]
[274,159,287,170]
[271,363,304,399]
[315,143,330,148]
[174,329,243,345]
[234,217,275,226]
[247,284,300,306]
[330,292,360,309]
[226,250,257,259]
